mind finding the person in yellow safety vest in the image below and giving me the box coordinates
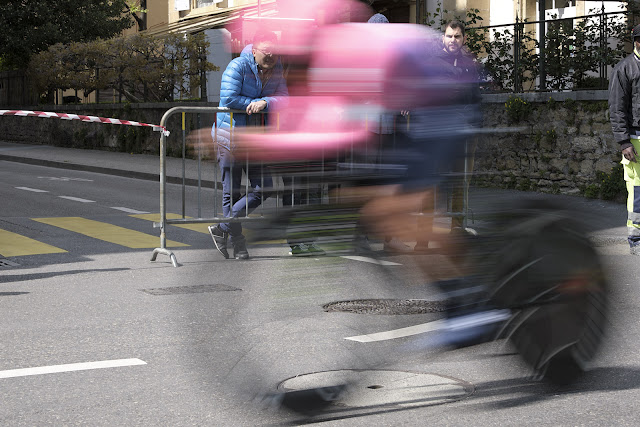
[609,24,640,255]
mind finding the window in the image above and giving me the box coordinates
[196,0,223,8]
[544,0,576,10]
[175,0,190,11]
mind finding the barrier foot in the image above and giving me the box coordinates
[151,247,179,268]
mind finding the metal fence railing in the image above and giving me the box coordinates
[464,7,629,93]
[149,106,474,267]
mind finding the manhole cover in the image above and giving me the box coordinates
[0,259,20,268]
[323,299,447,315]
[141,284,241,296]
[279,369,473,409]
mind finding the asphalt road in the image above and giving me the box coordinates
[1,161,639,426]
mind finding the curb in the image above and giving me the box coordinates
[590,235,627,247]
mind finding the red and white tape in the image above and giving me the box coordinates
[0,110,170,136]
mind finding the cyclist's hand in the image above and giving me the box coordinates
[186,128,215,157]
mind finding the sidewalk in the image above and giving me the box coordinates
[466,187,628,247]
[0,140,629,247]
[0,140,219,188]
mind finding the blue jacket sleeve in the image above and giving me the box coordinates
[220,60,255,111]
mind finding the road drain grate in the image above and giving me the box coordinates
[323,299,447,315]
[141,284,241,296]
[0,292,29,296]
[0,259,20,268]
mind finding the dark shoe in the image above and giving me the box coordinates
[233,238,250,260]
[208,225,229,259]
[353,235,371,253]
[450,226,478,236]
[289,243,311,256]
[289,243,325,256]
[306,242,325,256]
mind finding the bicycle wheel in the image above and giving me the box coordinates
[485,204,608,385]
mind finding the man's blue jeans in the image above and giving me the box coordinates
[218,148,272,244]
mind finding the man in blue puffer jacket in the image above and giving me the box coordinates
[208,29,288,260]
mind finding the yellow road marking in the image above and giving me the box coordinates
[32,217,188,249]
[130,213,286,244]
[0,229,67,257]
[130,213,210,234]
[132,214,449,246]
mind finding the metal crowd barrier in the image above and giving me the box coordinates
[150,106,474,267]
[151,106,264,267]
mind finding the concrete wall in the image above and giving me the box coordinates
[205,28,233,103]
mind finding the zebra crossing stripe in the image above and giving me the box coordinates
[0,229,66,257]
[111,207,150,214]
[130,213,285,244]
[32,217,189,249]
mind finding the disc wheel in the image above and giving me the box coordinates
[486,208,608,385]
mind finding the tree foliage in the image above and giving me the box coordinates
[480,25,540,92]
[29,33,219,103]
[543,6,628,91]
[0,0,134,70]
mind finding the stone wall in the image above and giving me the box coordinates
[0,102,216,157]
[475,90,624,201]
[0,91,624,200]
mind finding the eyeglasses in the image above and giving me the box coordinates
[255,46,276,56]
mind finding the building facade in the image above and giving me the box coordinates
[42,0,630,105]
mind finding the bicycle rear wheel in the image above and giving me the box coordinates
[486,205,608,385]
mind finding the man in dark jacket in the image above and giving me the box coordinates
[208,30,288,260]
[438,20,481,109]
[414,19,481,252]
[609,24,640,255]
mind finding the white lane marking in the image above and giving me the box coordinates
[37,176,93,182]
[58,196,96,203]
[345,320,444,342]
[15,187,48,193]
[341,255,402,266]
[0,358,147,379]
[111,207,150,214]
